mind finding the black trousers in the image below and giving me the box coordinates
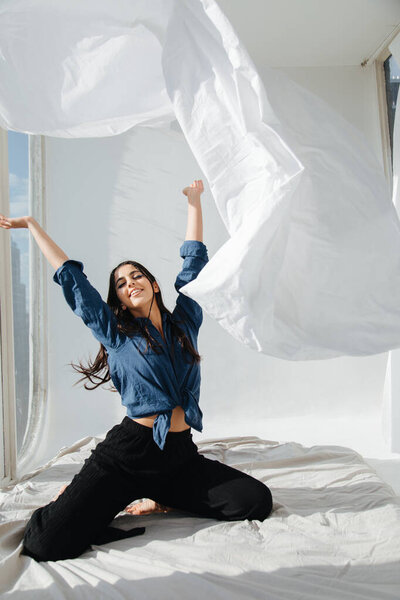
[22,417,273,561]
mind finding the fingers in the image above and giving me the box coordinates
[124,505,152,515]
[190,179,203,189]
[125,506,152,515]
[0,214,12,228]
[183,180,203,196]
[124,500,172,515]
[182,180,204,197]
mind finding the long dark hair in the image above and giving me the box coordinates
[70,260,201,391]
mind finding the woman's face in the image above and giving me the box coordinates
[114,264,159,317]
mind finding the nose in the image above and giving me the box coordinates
[128,280,142,292]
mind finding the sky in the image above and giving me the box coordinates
[8,131,28,184]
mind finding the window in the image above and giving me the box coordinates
[383,53,400,169]
[8,132,30,454]
[0,131,47,483]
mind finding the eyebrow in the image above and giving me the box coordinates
[115,270,141,285]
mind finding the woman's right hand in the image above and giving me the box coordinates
[0,214,31,229]
[1,214,68,270]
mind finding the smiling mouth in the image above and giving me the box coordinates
[130,290,143,298]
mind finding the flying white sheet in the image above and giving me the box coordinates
[1,0,399,359]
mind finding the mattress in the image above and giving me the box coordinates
[1,434,399,599]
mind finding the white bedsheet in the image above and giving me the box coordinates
[1,0,400,359]
[1,435,399,599]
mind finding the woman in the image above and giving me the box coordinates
[0,179,273,562]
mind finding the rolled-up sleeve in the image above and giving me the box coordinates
[53,260,126,351]
[173,241,208,331]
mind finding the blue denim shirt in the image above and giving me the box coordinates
[53,240,209,450]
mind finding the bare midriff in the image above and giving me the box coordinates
[131,405,190,432]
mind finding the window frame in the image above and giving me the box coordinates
[0,131,48,484]
[17,135,48,472]
[0,127,17,485]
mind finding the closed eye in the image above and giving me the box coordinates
[118,274,143,289]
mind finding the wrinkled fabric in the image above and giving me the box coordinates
[1,0,400,359]
[22,419,272,561]
[52,240,209,450]
[2,435,400,597]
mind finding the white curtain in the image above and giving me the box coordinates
[1,0,400,360]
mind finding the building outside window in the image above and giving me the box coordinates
[8,131,30,454]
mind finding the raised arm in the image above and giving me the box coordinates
[0,215,69,269]
[174,180,208,330]
[0,213,125,351]
[182,179,203,242]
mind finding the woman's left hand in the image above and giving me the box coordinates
[182,179,204,200]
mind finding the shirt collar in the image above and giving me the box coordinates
[135,312,169,323]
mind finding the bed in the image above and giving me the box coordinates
[1,433,400,599]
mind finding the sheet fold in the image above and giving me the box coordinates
[1,0,399,358]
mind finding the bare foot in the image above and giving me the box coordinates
[124,499,173,515]
[52,483,68,502]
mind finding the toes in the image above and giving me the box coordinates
[124,500,170,515]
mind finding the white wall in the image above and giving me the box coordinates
[35,63,388,466]
[278,65,383,169]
